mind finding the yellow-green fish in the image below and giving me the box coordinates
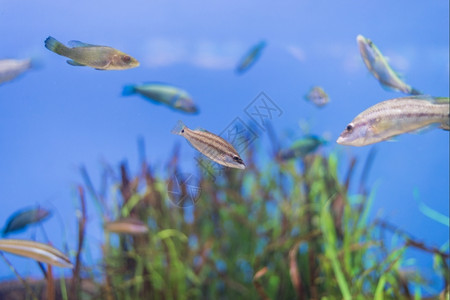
[236,40,267,74]
[0,58,33,85]
[337,96,450,146]
[305,86,330,107]
[123,83,198,114]
[357,34,420,95]
[104,218,149,235]
[44,36,139,70]
[0,239,73,268]
[171,120,246,169]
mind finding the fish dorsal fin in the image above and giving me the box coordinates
[68,40,98,48]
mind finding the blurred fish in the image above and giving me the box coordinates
[305,86,330,107]
[0,239,73,268]
[357,34,420,95]
[104,218,149,235]
[123,83,198,114]
[235,40,266,74]
[0,58,33,85]
[171,120,246,169]
[337,96,450,147]
[2,207,51,237]
[44,36,139,70]
[278,135,327,160]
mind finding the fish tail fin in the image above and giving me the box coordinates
[171,120,186,135]
[122,85,136,96]
[44,36,67,55]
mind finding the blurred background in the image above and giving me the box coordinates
[0,0,448,297]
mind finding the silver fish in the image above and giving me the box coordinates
[105,218,149,235]
[171,120,246,169]
[44,36,139,70]
[0,58,32,85]
[337,96,450,147]
[357,34,420,95]
[0,239,73,268]
[122,83,198,113]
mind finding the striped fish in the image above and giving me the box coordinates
[105,218,149,235]
[357,34,420,95]
[171,120,246,169]
[337,96,450,147]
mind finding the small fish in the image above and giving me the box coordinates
[0,239,73,268]
[123,83,198,114]
[278,135,327,160]
[337,96,450,147]
[236,40,267,74]
[305,86,330,107]
[357,34,420,95]
[2,207,51,237]
[44,36,139,70]
[104,218,149,235]
[0,58,33,85]
[171,120,246,169]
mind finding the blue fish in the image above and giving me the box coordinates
[123,83,199,114]
[278,135,327,161]
[235,40,267,74]
[2,207,51,237]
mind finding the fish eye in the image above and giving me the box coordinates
[122,55,131,62]
[233,156,242,163]
[346,124,354,132]
[181,129,184,133]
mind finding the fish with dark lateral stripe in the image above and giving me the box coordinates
[172,120,246,169]
[44,36,139,70]
[337,96,450,146]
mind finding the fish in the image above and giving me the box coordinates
[44,36,139,70]
[171,120,246,169]
[104,218,149,235]
[235,40,267,74]
[0,58,33,85]
[123,83,198,114]
[357,34,420,95]
[2,207,51,237]
[305,86,330,107]
[336,96,450,147]
[0,239,73,268]
[278,135,327,160]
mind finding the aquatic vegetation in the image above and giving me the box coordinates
[10,140,437,299]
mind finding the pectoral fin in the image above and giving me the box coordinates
[67,60,86,67]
